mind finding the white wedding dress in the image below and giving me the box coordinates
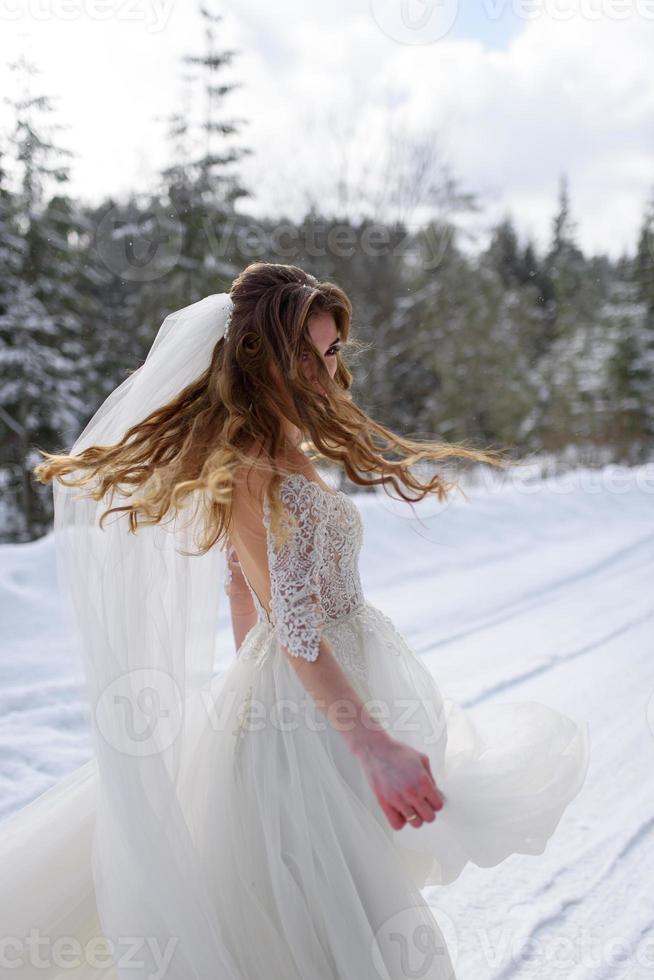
[0,471,591,980]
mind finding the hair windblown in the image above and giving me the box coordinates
[33,261,511,554]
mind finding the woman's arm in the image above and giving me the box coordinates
[224,539,258,651]
[285,634,444,831]
[262,476,445,831]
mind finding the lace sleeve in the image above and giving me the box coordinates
[262,478,330,662]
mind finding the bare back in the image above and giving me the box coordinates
[228,444,338,620]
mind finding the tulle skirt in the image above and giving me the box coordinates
[0,599,590,980]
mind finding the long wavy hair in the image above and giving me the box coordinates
[34,261,511,553]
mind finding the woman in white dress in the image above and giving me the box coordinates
[0,262,590,980]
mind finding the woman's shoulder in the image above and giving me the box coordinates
[233,442,302,496]
[238,441,319,480]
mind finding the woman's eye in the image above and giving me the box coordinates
[302,346,340,360]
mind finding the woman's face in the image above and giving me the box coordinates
[301,312,341,393]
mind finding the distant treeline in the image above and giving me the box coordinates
[1,9,653,542]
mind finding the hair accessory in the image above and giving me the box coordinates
[223,300,234,339]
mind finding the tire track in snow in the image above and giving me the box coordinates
[462,607,654,708]
[490,810,654,980]
[411,531,654,657]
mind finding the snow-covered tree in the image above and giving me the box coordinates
[0,55,90,541]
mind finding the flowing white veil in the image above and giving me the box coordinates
[53,292,243,978]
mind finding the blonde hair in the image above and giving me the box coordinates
[34,261,511,554]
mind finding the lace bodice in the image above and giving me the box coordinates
[225,472,365,662]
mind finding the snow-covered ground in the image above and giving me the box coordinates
[1,463,652,979]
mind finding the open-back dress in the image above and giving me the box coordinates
[0,469,590,980]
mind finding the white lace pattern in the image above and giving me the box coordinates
[257,472,365,662]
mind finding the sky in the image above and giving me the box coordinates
[1,0,653,261]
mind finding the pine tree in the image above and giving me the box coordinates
[0,54,90,541]
[487,217,523,288]
[604,192,654,461]
[155,1,254,308]
[534,175,604,456]
[634,190,654,323]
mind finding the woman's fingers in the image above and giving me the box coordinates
[390,794,424,828]
[419,756,446,810]
[401,770,445,827]
[403,790,436,824]
[421,778,445,814]
[363,740,447,832]
[375,790,408,830]
[421,752,435,782]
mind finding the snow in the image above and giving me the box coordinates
[1,462,652,978]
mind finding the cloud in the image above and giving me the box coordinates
[235,0,653,257]
[0,0,650,258]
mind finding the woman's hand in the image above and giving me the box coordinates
[283,636,446,831]
[356,733,445,831]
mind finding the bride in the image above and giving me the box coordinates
[0,262,590,980]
